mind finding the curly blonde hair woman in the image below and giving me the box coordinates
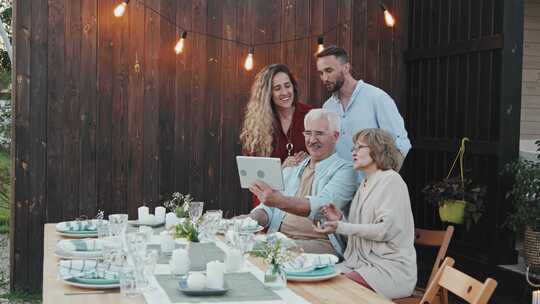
[240,64,313,207]
[240,64,312,160]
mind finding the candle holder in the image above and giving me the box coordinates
[526,266,540,304]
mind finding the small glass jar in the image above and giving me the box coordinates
[263,263,287,290]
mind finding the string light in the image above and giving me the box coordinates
[380,3,395,27]
[174,31,187,54]
[110,0,396,62]
[244,47,254,71]
[114,0,129,18]
[317,36,324,54]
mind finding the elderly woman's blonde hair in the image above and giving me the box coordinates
[353,128,401,171]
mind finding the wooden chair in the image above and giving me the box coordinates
[418,257,498,304]
[394,226,454,304]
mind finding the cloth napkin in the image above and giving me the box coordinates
[57,239,103,252]
[283,253,338,273]
[56,219,103,233]
[285,265,336,277]
[58,259,120,281]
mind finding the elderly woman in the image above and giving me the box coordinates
[314,128,416,299]
[240,64,313,207]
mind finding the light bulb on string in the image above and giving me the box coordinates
[175,31,187,54]
[114,0,129,18]
[244,47,254,71]
[317,36,325,54]
[379,3,395,27]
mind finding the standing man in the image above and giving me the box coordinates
[316,45,411,168]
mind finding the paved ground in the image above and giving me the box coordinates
[0,234,41,303]
[0,234,8,290]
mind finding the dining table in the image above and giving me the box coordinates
[42,223,394,304]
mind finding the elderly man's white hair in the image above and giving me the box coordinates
[304,109,341,133]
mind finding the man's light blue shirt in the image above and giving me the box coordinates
[322,80,412,161]
[253,152,358,257]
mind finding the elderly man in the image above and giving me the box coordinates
[247,108,358,257]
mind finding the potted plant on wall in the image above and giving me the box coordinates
[503,154,540,270]
[422,138,487,229]
[422,176,486,229]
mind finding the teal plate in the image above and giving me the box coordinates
[67,277,119,285]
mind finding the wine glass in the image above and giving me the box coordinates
[188,201,204,224]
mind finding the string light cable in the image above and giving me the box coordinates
[113,0,395,68]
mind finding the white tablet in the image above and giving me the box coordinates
[236,156,284,191]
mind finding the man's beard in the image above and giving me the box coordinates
[326,74,345,94]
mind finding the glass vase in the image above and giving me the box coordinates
[264,263,287,289]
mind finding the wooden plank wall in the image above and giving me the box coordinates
[403,0,522,278]
[11,0,407,291]
[523,0,540,139]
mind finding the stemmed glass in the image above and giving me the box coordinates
[188,201,204,224]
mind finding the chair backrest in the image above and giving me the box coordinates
[414,225,454,286]
[420,257,498,304]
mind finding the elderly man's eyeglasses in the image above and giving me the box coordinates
[302,131,331,138]
[351,144,369,153]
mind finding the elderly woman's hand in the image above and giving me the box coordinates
[321,203,342,221]
[282,151,308,168]
[313,221,338,234]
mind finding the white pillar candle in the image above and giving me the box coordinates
[533,290,540,304]
[206,261,225,289]
[155,206,166,223]
[171,248,190,275]
[138,206,149,222]
[143,214,156,225]
[225,248,244,272]
[160,231,175,253]
[165,212,178,229]
[187,273,206,289]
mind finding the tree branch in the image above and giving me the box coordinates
[0,15,11,63]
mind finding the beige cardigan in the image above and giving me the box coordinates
[336,169,417,299]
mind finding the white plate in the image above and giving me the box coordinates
[286,271,340,282]
[128,220,165,228]
[57,231,98,238]
[62,279,119,289]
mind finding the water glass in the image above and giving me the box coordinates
[137,250,158,292]
[97,221,111,239]
[188,202,204,224]
[103,242,124,268]
[126,232,147,262]
[109,214,128,237]
[207,210,223,235]
[119,265,139,297]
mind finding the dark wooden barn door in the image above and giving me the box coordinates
[402,0,523,275]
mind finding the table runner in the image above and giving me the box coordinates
[147,244,185,264]
[143,240,310,304]
[154,272,281,303]
[149,242,225,270]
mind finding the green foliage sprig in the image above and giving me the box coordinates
[163,192,193,218]
[173,220,199,242]
[249,236,296,267]
[502,158,540,232]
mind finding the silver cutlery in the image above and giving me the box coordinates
[64,290,118,296]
